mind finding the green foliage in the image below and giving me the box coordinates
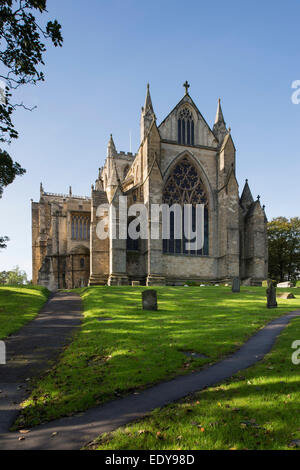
[15,286,300,429]
[0,0,63,210]
[0,235,9,249]
[268,217,300,282]
[0,149,25,197]
[0,284,49,339]
[0,265,28,285]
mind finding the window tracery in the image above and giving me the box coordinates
[163,157,209,255]
[178,108,195,145]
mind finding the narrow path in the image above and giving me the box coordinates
[1,309,299,450]
[0,292,82,435]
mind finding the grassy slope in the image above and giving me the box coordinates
[0,285,49,340]
[91,317,300,451]
[15,286,300,429]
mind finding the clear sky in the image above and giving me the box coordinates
[1,0,300,278]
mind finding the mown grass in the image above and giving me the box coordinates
[15,286,300,430]
[0,285,49,340]
[89,316,300,450]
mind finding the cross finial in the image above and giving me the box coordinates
[183,80,190,95]
[257,195,261,201]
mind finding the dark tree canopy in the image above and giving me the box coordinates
[0,0,63,247]
[268,217,300,283]
[0,149,25,196]
[0,0,63,144]
[0,235,9,249]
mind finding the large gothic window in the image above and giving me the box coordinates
[163,157,209,256]
[178,108,195,145]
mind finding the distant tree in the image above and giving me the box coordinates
[0,0,63,246]
[0,270,8,284]
[4,265,28,285]
[0,235,9,249]
[268,217,300,283]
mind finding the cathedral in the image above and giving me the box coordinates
[32,83,268,290]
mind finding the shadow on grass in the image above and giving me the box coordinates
[14,287,300,430]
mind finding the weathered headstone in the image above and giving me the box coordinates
[232,277,240,293]
[277,292,296,299]
[132,281,140,286]
[266,280,278,308]
[277,281,293,288]
[142,290,157,311]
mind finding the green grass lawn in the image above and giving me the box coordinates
[89,316,300,450]
[0,285,49,340]
[14,285,300,430]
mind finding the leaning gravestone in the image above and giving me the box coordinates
[266,280,278,308]
[142,290,158,311]
[232,277,241,293]
[277,292,296,299]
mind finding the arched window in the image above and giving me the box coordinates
[178,108,195,145]
[163,157,209,256]
[71,213,91,241]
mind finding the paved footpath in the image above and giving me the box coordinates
[0,292,82,436]
[0,308,299,450]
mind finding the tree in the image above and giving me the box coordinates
[0,270,8,284]
[3,265,28,285]
[0,0,63,246]
[0,235,9,249]
[268,217,300,283]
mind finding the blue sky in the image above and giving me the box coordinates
[1,0,300,278]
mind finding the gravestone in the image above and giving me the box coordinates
[232,277,240,293]
[277,281,293,288]
[277,292,296,299]
[142,290,157,311]
[132,281,140,286]
[266,280,278,308]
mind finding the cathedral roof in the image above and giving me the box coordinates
[158,89,218,148]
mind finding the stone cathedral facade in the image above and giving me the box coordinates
[32,83,268,290]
